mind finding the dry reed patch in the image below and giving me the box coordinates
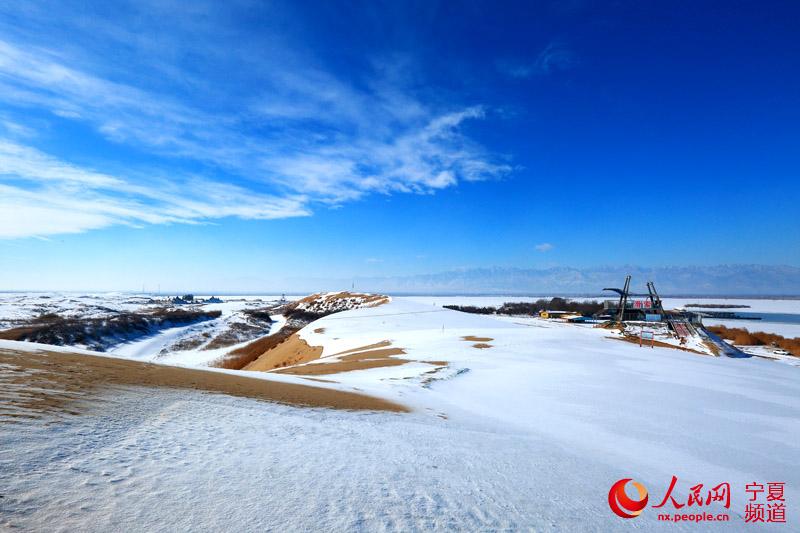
[472,343,493,349]
[0,348,408,419]
[707,326,800,356]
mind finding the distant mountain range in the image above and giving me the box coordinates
[333,265,800,296]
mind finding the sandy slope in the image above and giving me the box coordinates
[0,345,406,417]
[243,333,322,371]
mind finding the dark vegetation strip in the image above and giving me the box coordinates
[202,308,274,351]
[0,309,222,351]
[444,298,603,317]
[685,304,750,309]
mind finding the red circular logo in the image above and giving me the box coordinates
[608,478,649,518]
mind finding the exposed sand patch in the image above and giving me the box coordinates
[333,340,392,356]
[273,346,448,376]
[243,327,447,377]
[0,348,407,420]
[462,335,494,342]
[472,343,493,349]
[234,296,392,372]
[339,347,406,360]
[274,357,409,375]
[215,326,298,370]
[245,339,408,376]
[610,336,708,356]
[243,333,323,371]
[274,346,410,375]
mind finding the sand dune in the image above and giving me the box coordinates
[274,346,414,375]
[0,347,408,419]
[262,339,447,376]
[243,332,323,371]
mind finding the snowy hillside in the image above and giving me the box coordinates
[2,297,798,530]
[0,293,291,366]
[285,291,389,316]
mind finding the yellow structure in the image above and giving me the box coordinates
[539,310,579,320]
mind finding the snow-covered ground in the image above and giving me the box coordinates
[3,298,798,530]
[0,292,294,326]
[732,344,800,366]
[287,291,388,314]
[2,295,799,530]
[0,292,152,326]
[0,386,648,532]
[0,293,294,365]
[3,293,797,363]
[107,302,285,366]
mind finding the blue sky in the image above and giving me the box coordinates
[1,1,799,291]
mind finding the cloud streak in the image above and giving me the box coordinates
[0,140,310,238]
[0,2,512,238]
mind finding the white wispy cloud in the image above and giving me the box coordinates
[535,242,554,252]
[0,2,512,238]
[266,106,508,203]
[0,140,310,238]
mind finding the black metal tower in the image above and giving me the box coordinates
[603,274,631,324]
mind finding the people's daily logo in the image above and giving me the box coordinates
[608,478,649,518]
